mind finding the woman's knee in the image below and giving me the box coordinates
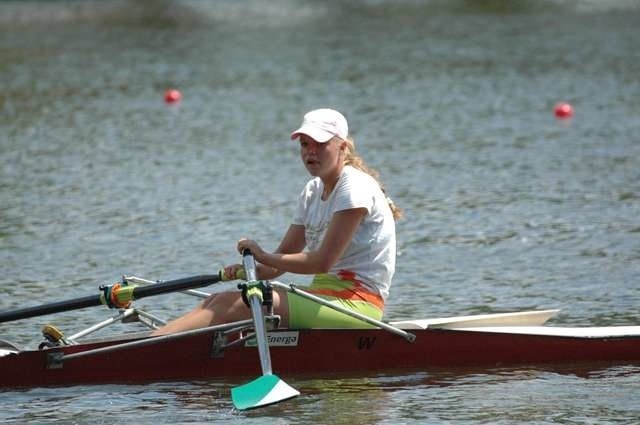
[198,289,288,326]
[200,291,241,310]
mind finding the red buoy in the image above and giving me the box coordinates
[554,102,573,119]
[164,89,182,104]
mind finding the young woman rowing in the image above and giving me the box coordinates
[152,108,401,335]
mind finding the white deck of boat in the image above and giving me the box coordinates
[450,326,640,338]
[390,310,640,338]
[390,309,560,330]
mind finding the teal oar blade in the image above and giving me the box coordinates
[231,374,299,410]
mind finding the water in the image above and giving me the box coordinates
[1,0,639,423]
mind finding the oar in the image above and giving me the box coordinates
[231,249,299,410]
[0,274,222,323]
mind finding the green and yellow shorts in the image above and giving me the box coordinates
[287,272,384,329]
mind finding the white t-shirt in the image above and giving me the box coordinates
[292,165,396,299]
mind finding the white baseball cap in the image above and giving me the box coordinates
[290,108,349,143]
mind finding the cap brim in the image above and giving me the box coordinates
[290,125,334,143]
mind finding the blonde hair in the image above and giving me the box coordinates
[339,136,403,220]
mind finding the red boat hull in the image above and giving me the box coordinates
[2,328,640,389]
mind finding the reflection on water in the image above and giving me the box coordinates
[3,366,640,424]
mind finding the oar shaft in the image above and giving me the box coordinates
[231,250,299,410]
[0,295,102,323]
[0,274,221,323]
[242,250,273,376]
[249,295,273,375]
[132,275,220,299]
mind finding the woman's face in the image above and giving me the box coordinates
[298,134,344,178]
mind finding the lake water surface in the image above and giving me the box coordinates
[1,1,639,423]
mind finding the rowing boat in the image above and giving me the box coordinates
[1,272,639,408]
[2,307,640,388]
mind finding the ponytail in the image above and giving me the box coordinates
[341,136,403,220]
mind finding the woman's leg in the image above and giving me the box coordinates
[151,288,289,336]
[287,292,382,329]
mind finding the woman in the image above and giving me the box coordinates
[152,108,401,335]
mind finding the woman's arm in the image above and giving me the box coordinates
[255,224,307,280]
[250,208,366,275]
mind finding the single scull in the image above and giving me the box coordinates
[1,272,639,409]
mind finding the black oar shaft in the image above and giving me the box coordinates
[0,274,220,323]
[131,275,220,299]
[0,295,102,323]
